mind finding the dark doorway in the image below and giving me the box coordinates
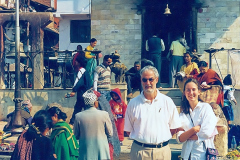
[142,0,193,83]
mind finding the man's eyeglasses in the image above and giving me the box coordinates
[142,78,155,82]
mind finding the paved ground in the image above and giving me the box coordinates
[0,121,182,160]
[114,137,182,160]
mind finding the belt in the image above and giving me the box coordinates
[134,140,169,148]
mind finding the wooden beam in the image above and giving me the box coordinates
[0,12,54,26]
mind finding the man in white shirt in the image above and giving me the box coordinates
[146,33,165,88]
[124,65,181,160]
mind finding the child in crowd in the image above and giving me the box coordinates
[109,88,127,145]
[223,74,237,125]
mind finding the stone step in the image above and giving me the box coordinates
[172,96,182,106]
[159,88,182,97]
[132,88,182,97]
[131,88,182,106]
[159,83,169,88]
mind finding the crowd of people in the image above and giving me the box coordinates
[7,37,238,160]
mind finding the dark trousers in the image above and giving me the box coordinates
[69,99,85,124]
[149,53,162,88]
[125,75,142,94]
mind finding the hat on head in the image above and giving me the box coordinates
[83,89,97,106]
[22,99,32,109]
[93,90,101,98]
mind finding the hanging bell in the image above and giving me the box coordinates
[164,4,171,15]
[6,42,27,59]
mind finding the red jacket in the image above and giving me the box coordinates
[109,88,127,118]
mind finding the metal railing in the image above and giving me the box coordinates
[3,50,85,89]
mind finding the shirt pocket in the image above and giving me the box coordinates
[156,106,166,122]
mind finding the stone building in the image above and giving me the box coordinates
[197,0,240,85]
[56,0,142,67]
[90,0,240,85]
[91,0,142,67]
[0,0,239,122]
[86,0,195,83]
[0,0,239,88]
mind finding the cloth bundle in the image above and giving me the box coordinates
[174,71,186,81]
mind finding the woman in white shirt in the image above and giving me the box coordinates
[177,78,218,160]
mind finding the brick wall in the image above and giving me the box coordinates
[91,0,142,67]
[197,0,240,81]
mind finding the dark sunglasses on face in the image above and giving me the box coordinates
[142,78,155,82]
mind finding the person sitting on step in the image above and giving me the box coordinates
[125,61,142,98]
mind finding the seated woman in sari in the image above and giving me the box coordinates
[177,52,199,92]
[85,38,98,86]
[196,61,224,107]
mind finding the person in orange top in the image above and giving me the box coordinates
[109,88,127,145]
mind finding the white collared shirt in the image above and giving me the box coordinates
[176,102,218,160]
[124,90,181,144]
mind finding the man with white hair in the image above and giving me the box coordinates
[74,89,113,160]
[124,66,181,160]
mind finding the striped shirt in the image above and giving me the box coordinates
[93,64,111,91]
